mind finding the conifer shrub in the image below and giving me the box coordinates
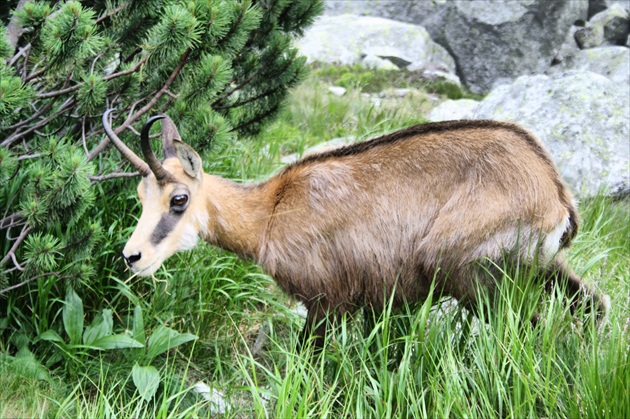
[0,0,322,377]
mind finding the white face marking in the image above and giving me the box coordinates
[178,224,200,251]
[122,159,208,277]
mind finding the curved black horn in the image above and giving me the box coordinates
[102,109,150,176]
[141,115,175,184]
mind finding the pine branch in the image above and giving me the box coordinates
[0,213,26,230]
[36,55,149,100]
[95,3,127,24]
[213,85,279,111]
[8,43,31,67]
[87,48,191,161]
[0,94,59,133]
[6,0,33,51]
[17,153,41,161]
[1,97,76,148]
[216,6,245,52]
[0,225,34,271]
[213,52,297,110]
[215,59,297,112]
[89,171,141,183]
[0,271,73,295]
[212,67,263,107]
[231,101,281,133]
[121,47,142,65]
[37,84,82,99]
[103,55,149,81]
[59,230,97,253]
[25,66,46,82]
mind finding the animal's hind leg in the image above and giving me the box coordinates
[451,261,540,326]
[298,302,329,352]
[447,262,502,323]
[542,257,610,319]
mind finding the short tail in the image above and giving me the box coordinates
[559,205,579,249]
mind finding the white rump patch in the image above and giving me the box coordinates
[468,214,571,265]
[602,294,611,314]
[541,214,571,260]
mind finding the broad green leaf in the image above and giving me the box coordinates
[63,288,84,345]
[146,325,198,361]
[83,309,113,345]
[116,284,141,307]
[132,364,160,402]
[14,347,50,382]
[39,329,64,343]
[91,334,144,350]
[132,305,145,344]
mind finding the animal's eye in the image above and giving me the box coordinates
[170,194,189,209]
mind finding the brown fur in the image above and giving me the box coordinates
[114,118,609,348]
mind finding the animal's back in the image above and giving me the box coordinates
[259,120,576,312]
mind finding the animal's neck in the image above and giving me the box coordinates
[201,174,273,260]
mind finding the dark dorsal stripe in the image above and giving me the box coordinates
[292,119,554,170]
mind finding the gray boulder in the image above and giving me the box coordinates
[428,99,480,122]
[589,1,630,17]
[553,24,582,65]
[281,137,356,164]
[325,0,588,94]
[550,46,630,84]
[574,3,630,48]
[296,15,456,75]
[324,1,442,27]
[604,0,630,12]
[473,71,630,197]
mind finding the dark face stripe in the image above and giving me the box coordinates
[150,211,183,245]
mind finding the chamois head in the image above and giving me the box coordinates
[102,109,207,276]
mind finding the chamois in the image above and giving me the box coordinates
[102,109,609,348]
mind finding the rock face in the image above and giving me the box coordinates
[296,15,456,74]
[550,45,630,84]
[325,0,589,93]
[472,71,629,197]
[574,3,630,48]
[589,0,630,18]
[427,99,479,122]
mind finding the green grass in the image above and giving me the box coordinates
[0,354,61,418]
[310,63,483,100]
[2,65,628,418]
[206,70,431,181]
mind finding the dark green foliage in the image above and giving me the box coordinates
[39,2,104,71]
[0,0,321,393]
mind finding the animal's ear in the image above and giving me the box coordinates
[174,140,202,180]
[160,115,181,159]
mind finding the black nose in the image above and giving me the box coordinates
[123,252,141,266]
